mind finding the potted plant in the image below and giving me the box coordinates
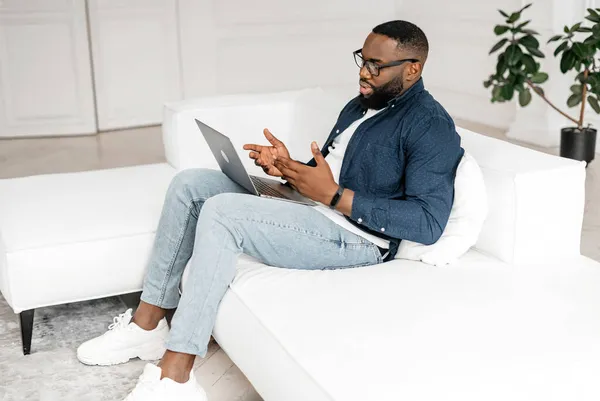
[484,4,599,164]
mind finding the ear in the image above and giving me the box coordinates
[404,61,423,82]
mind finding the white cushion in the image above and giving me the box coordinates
[214,252,600,401]
[0,164,177,312]
[396,151,488,266]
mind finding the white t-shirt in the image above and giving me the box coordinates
[313,108,391,250]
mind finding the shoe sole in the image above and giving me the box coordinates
[77,343,167,366]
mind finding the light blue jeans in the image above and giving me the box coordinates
[140,169,383,356]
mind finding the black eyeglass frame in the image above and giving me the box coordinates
[353,49,419,77]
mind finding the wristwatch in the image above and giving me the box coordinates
[329,186,345,209]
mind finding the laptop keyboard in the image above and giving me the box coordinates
[251,177,287,198]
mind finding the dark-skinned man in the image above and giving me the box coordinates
[77,20,463,400]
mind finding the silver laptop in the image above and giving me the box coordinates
[195,119,316,206]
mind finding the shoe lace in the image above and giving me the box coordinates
[108,308,133,331]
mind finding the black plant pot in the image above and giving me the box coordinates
[560,127,597,165]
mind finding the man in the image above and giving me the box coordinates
[77,20,464,400]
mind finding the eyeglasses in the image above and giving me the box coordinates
[353,49,418,77]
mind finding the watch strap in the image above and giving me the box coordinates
[329,186,344,209]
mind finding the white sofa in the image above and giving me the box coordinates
[2,88,600,400]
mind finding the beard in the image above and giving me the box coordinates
[359,75,404,110]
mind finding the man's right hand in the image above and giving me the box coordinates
[243,129,291,178]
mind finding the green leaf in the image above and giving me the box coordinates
[570,23,582,33]
[499,9,509,18]
[586,8,600,23]
[508,12,520,23]
[519,35,540,49]
[519,89,532,106]
[564,25,571,33]
[489,38,509,54]
[516,20,531,29]
[571,84,583,94]
[501,85,515,100]
[593,24,600,37]
[492,85,502,102]
[536,86,545,96]
[496,54,508,75]
[560,50,576,73]
[494,25,510,35]
[521,29,540,35]
[578,27,593,33]
[520,3,532,12]
[567,94,582,107]
[572,42,589,58]
[584,35,597,46]
[589,95,600,113]
[483,80,492,89]
[548,35,563,43]
[527,47,545,58]
[506,44,523,66]
[531,72,549,84]
[521,54,537,73]
[554,41,569,56]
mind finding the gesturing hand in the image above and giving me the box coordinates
[243,129,291,177]
[274,142,339,204]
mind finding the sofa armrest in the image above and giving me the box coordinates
[459,127,586,264]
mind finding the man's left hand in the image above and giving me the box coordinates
[273,142,338,205]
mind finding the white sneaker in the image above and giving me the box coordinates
[77,309,169,366]
[124,364,207,401]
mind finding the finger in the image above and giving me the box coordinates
[243,144,262,152]
[274,160,298,179]
[275,157,301,173]
[264,129,283,147]
[248,152,260,160]
[311,142,326,165]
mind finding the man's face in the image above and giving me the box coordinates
[358,33,409,109]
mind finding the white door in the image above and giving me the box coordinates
[0,0,96,137]
[88,0,182,131]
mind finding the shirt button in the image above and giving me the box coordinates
[380,227,385,232]
[335,129,340,133]
[358,218,363,224]
[391,104,395,108]
[363,111,366,115]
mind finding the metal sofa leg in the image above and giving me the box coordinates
[20,309,34,355]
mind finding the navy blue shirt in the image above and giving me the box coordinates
[307,78,464,260]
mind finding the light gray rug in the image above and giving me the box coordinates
[0,295,148,401]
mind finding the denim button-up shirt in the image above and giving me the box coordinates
[307,78,464,260]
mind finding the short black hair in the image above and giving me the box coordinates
[372,20,429,62]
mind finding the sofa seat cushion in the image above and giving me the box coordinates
[0,164,177,312]
[214,251,600,401]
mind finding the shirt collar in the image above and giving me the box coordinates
[387,77,425,107]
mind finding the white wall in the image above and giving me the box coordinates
[178,0,395,99]
[395,0,520,129]
[1,0,596,146]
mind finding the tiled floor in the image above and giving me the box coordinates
[0,121,598,400]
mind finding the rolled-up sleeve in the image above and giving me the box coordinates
[350,116,463,245]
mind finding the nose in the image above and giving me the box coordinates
[359,65,372,80]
